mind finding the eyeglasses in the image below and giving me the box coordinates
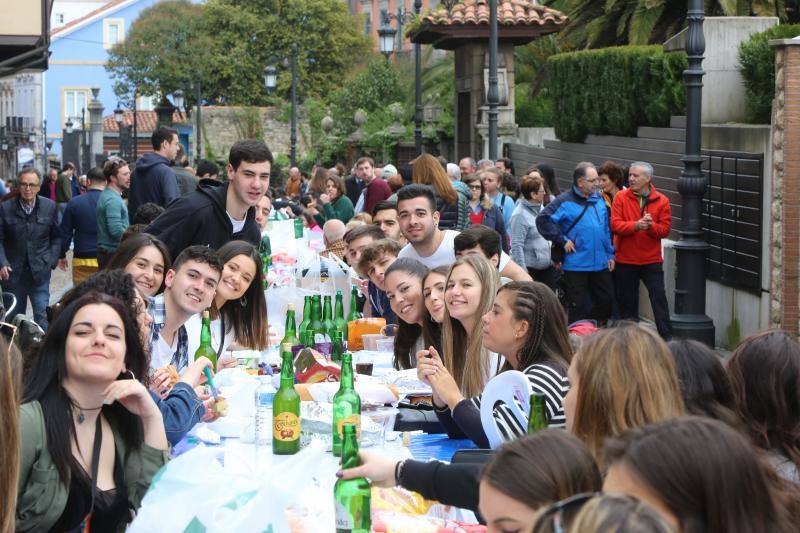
[532,492,596,533]
[18,182,39,189]
[468,185,482,190]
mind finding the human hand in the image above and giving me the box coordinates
[564,240,576,253]
[218,357,238,370]
[319,193,330,205]
[0,266,11,280]
[201,397,222,422]
[104,378,161,420]
[608,259,615,272]
[57,258,68,271]
[356,277,370,296]
[179,356,215,388]
[416,346,443,384]
[149,367,174,398]
[337,451,401,488]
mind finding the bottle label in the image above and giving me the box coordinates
[273,412,300,441]
[334,495,370,529]
[334,500,354,529]
[336,415,361,440]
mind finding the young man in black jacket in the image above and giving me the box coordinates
[145,140,272,261]
[128,126,181,221]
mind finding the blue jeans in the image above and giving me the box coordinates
[3,268,50,330]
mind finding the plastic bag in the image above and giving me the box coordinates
[129,440,330,533]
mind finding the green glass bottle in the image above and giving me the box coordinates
[334,424,371,532]
[309,295,331,354]
[281,304,302,355]
[347,286,361,322]
[527,392,549,434]
[333,289,348,342]
[298,295,312,342]
[194,310,217,370]
[332,352,361,456]
[331,331,344,364]
[303,329,315,349]
[294,217,304,239]
[259,234,272,290]
[323,295,335,339]
[273,346,301,454]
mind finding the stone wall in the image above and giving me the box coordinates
[768,39,800,336]
[198,106,309,162]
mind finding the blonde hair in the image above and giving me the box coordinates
[412,153,457,205]
[571,324,684,468]
[351,212,373,225]
[441,255,500,397]
[0,337,20,532]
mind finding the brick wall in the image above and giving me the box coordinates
[770,40,800,336]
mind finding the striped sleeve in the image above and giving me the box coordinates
[470,363,569,443]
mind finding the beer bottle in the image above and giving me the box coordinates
[259,234,272,290]
[294,217,304,239]
[334,424,371,532]
[527,392,549,434]
[323,295,335,339]
[333,289,348,342]
[298,295,311,341]
[331,330,344,364]
[332,352,361,456]
[281,304,302,355]
[273,345,301,454]
[347,286,361,322]
[194,310,217,370]
[303,329,315,349]
[309,295,331,354]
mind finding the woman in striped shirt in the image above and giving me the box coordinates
[419,281,572,447]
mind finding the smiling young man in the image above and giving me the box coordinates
[147,245,222,373]
[146,140,272,260]
[396,184,458,269]
[357,238,401,322]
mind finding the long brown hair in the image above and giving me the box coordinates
[213,241,268,350]
[483,429,601,511]
[462,173,494,211]
[498,281,572,373]
[309,167,329,195]
[605,416,800,533]
[0,337,20,533]
[727,330,800,470]
[412,153,457,205]
[441,255,499,397]
[570,324,684,467]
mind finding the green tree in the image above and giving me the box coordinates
[107,0,212,104]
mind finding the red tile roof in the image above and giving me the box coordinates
[52,0,130,36]
[422,0,567,27]
[103,110,189,133]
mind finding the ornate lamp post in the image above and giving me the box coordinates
[487,0,499,160]
[671,0,715,345]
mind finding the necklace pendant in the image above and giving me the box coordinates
[77,410,85,424]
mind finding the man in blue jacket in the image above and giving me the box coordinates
[127,126,180,222]
[59,166,105,284]
[536,162,615,325]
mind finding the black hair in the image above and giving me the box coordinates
[23,293,148,485]
[396,184,437,212]
[453,225,501,260]
[228,139,273,170]
[196,159,219,178]
[132,203,165,225]
[213,241,268,350]
[536,163,560,196]
[172,245,223,275]
[151,126,178,151]
[384,258,429,370]
[86,166,105,183]
[371,200,397,217]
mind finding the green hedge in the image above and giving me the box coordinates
[547,46,686,142]
[738,24,800,124]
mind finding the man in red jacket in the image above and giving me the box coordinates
[611,161,672,339]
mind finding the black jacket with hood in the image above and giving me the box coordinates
[145,181,260,261]
[128,152,180,222]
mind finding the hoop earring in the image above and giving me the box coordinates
[240,295,247,307]
[121,369,135,381]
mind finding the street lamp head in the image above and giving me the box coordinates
[172,89,185,111]
[1,142,7,151]
[264,65,277,93]
[378,22,397,58]
[28,132,36,143]
[65,119,74,134]
[114,103,124,124]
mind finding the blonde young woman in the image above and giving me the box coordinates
[563,323,685,468]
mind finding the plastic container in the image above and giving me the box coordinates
[254,377,276,450]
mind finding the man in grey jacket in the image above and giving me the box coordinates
[509,175,557,290]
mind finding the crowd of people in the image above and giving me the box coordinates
[0,126,798,532]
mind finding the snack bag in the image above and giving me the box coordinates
[294,348,341,384]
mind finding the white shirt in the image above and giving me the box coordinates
[150,334,179,372]
[185,313,233,359]
[228,212,246,233]
[398,230,459,268]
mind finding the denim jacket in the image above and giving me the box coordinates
[152,381,206,446]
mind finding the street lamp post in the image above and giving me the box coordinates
[41,118,48,171]
[671,0,715,346]
[290,43,298,167]
[80,107,90,174]
[487,0,499,161]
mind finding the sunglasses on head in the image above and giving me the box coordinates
[532,492,597,533]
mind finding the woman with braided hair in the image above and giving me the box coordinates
[418,280,572,447]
